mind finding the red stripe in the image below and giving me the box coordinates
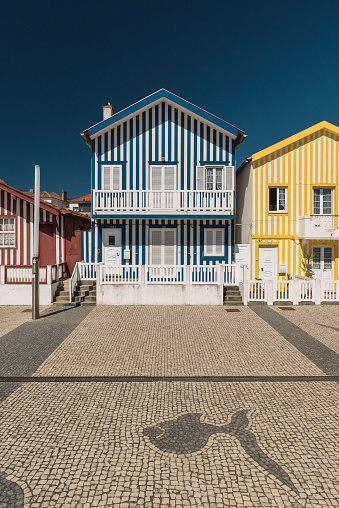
[0,189,4,215]
[19,198,24,265]
[27,202,31,265]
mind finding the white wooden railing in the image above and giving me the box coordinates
[299,280,314,302]
[146,265,186,284]
[93,190,233,214]
[224,264,237,285]
[191,265,219,284]
[275,281,291,302]
[101,265,140,284]
[69,263,80,303]
[5,266,47,284]
[79,262,99,280]
[248,281,266,301]
[322,281,338,301]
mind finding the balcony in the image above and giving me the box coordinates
[298,215,339,240]
[92,190,234,216]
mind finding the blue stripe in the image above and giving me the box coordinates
[130,118,133,189]
[155,105,159,161]
[194,119,197,189]
[168,105,172,160]
[149,108,152,166]
[136,219,139,264]
[181,112,184,189]
[162,102,165,158]
[142,112,146,190]
[142,220,146,264]
[136,115,139,190]
[174,109,178,162]
[213,129,216,160]
[123,122,127,188]
[200,122,204,162]
[207,126,210,160]
[187,115,191,190]
[104,132,108,160]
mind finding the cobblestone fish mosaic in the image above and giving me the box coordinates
[143,410,297,493]
[0,472,24,507]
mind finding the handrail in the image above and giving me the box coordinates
[69,262,80,303]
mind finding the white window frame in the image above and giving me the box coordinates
[204,228,224,257]
[0,217,16,248]
[101,165,122,191]
[150,165,177,190]
[196,165,234,192]
[268,187,287,212]
[150,228,176,265]
[313,187,333,215]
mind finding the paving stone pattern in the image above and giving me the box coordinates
[33,307,323,377]
[0,305,338,507]
[0,381,338,507]
[272,305,339,355]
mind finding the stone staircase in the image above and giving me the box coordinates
[223,285,243,306]
[53,279,96,306]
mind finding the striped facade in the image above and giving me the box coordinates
[0,186,66,267]
[82,90,245,273]
[238,121,339,281]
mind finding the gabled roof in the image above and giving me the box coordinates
[252,121,339,162]
[0,180,90,221]
[40,191,65,200]
[81,89,245,145]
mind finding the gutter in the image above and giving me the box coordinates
[235,131,247,149]
[81,130,91,148]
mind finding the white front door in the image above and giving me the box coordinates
[103,229,122,266]
[259,246,277,281]
[312,246,333,281]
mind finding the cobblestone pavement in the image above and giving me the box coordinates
[0,306,48,338]
[0,305,338,507]
[33,307,323,377]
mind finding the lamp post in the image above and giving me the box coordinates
[32,165,40,320]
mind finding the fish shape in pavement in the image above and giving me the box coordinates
[0,472,24,507]
[143,410,297,493]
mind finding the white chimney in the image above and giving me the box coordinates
[103,102,114,120]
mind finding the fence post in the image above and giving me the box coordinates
[292,280,299,305]
[267,280,274,305]
[47,265,52,285]
[0,266,5,284]
[186,265,191,285]
[314,279,321,305]
[243,265,248,306]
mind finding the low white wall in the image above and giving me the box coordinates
[0,282,59,305]
[98,283,223,305]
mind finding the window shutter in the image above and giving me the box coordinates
[112,167,121,190]
[196,166,205,190]
[215,230,223,256]
[205,230,213,255]
[164,167,175,190]
[164,230,175,265]
[103,166,111,190]
[225,166,234,191]
[151,230,162,265]
[151,167,162,190]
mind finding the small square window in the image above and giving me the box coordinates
[269,188,287,212]
[108,236,116,246]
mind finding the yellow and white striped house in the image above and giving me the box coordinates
[236,121,339,284]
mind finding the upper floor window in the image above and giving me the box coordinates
[196,166,234,191]
[102,165,122,191]
[313,188,332,215]
[0,217,15,247]
[269,187,287,212]
[151,166,177,190]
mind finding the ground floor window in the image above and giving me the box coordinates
[204,229,224,256]
[150,228,176,265]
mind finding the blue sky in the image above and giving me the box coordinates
[1,0,338,198]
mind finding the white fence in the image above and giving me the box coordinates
[248,281,266,301]
[146,266,186,284]
[322,281,338,301]
[4,263,67,284]
[79,262,98,280]
[101,265,140,284]
[275,281,291,302]
[93,190,233,214]
[191,265,219,284]
[70,263,80,303]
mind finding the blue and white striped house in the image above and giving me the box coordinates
[80,89,246,304]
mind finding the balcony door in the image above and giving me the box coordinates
[312,246,333,281]
[150,166,177,209]
[103,228,121,267]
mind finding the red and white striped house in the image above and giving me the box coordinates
[0,179,90,304]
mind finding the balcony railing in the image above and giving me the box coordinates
[93,190,234,214]
[299,215,339,239]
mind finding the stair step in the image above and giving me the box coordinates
[224,301,243,306]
